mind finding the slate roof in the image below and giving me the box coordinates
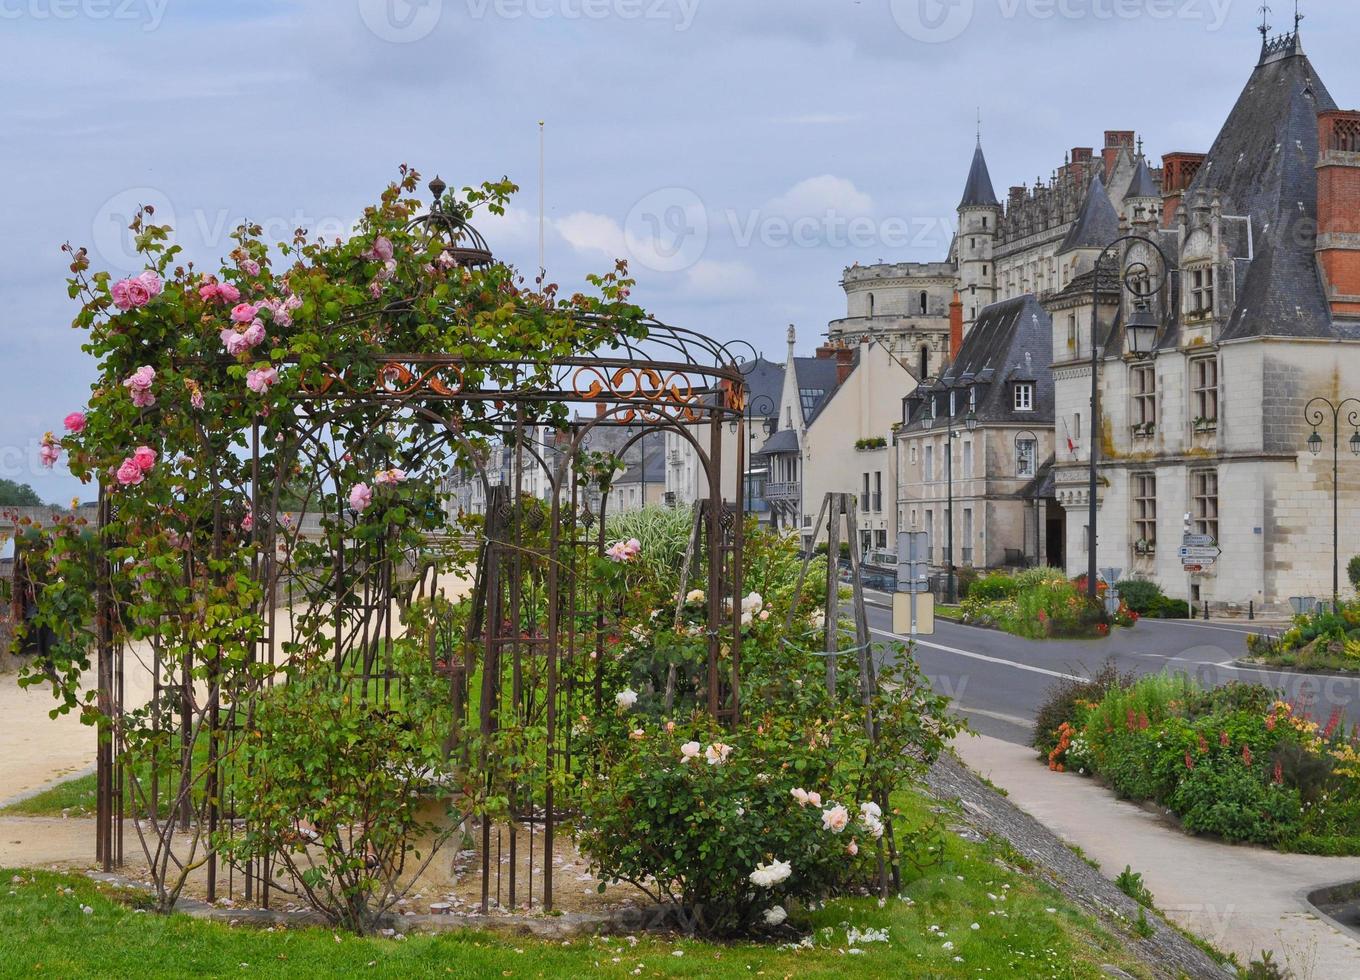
[757,428,799,455]
[959,143,1000,209]
[792,356,841,400]
[1124,154,1160,201]
[614,441,667,486]
[1189,34,1354,340]
[1057,173,1121,254]
[738,356,785,415]
[905,295,1054,427]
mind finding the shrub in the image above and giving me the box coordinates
[1170,762,1301,844]
[1349,555,1360,591]
[1148,596,1190,619]
[967,572,1021,603]
[1115,865,1154,907]
[1032,660,1131,757]
[1115,578,1164,616]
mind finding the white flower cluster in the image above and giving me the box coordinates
[749,859,792,889]
[614,688,638,710]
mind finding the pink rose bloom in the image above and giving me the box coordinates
[368,280,384,299]
[115,458,144,487]
[679,741,702,764]
[231,302,259,324]
[39,435,60,468]
[136,270,163,298]
[191,387,205,410]
[217,283,241,304]
[242,320,266,348]
[132,446,157,472]
[240,259,260,277]
[240,510,254,532]
[63,412,87,434]
[130,388,155,409]
[199,281,220,302]
[123,366,156,407]
[846,839,859,857]
[284,294,302,312]
[348,482,373,514]
[367,236,394,262]
[821,805,850,834]
[373,468,406,486]
[246,367,278,394]
[807,791,822,807]
[221,328,250,356]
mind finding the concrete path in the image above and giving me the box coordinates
[0,673,102,807]
[956,733,1360,979]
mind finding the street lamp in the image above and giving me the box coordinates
[1303,396,1360,606]
[1015,428,1040,567]
[945,406,979,604]
[1087,235,1175,599]
[731,393,777,516]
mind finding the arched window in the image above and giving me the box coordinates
[867,292,875,317]
[919,345,930,379]
[918,291,928,315]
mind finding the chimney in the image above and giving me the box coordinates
[1160,151,1206,229]
[949,290,964,359]
[1103,130,1135,179]
[1316,111,1360,317]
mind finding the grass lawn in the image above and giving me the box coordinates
[2,772,98,817]
[0,788,1161,978]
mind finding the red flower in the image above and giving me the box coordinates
[1265,714,1277,731]
[1197,734,1209,754]
[1138,712,1150,731]
[1242,745,1253,766]
[1126,709,1137,731]
[1220,731,1230,748]
[1185,751,1195,770]
[1273,761,1284,785]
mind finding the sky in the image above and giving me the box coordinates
[1,0,1353,503]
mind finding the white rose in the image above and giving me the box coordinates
[615,688,638,710]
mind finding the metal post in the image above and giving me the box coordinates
[946,432,955,605]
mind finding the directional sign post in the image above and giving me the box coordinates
[1180,535,1220,571]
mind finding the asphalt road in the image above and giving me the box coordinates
[860,594,1360,747]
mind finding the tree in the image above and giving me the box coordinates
[0,480,43,506]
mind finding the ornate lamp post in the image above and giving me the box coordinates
[731,394,777,516]
[1304,396,1360,606]
[1087,235,1173,599]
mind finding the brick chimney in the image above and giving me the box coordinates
[1316,111,1360,318]
[1103,130,1135,179]
[815,340,856,383]
[949,290,964,359]
[1160,151,1206,229]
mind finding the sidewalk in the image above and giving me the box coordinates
[956,734,1360,978]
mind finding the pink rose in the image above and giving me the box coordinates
[284,294,302,311]
[373,468,406,486]
[240,259,260,277]
[132,446,157,472]
[242,320,266,348]
[366,236,394,262]
[115,458,144,487]
[231,302,259,324]
[217,283,241,304]
[348,482,373,514]
[130,388,155,409]
[368,280,384,299]
[246,367,278,394]
[221,328,250,356]
[198,280,220,302]
[123,366,156,408]
[191,387,205,410]
[136,270,163,298]
[63,412,87,434]
[821,805,850,834]
[240,509,254,532]
[39,435,60,469]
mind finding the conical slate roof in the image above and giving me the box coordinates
[959,143,1000,209]
[1058,172,1120,254]
[1123,154,1160,201]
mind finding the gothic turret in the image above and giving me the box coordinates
[957,141,1001,334]
[1122,150,1161,228]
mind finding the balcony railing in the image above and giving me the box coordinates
[764,482,801,502]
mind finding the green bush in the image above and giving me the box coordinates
[1033,660,1132,757]
[1171,762,1301,844]
[967,572,1020,603]
[1148,596,1191,619]
[1349,555,1360,591]
[1114,578,1164,616]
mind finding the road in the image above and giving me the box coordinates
[860,595,1360,746]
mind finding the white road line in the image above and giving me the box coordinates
[1140,620,1281,636]
[955,705,1036,729]
[870,628,1085,683]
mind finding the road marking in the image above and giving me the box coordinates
[1140,620,1281,637]
[955,705,1036,729]
[870,628,1086,683]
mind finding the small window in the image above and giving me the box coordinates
[874,471,883,513]
[1192,470,1219,543]
[1189,266,1216,317]
[919,290,928,315]
[949,390,957,417]
[1014,383,1035,412]
[1016,438,1037,477]
[1191,357,1218,425]
[982,216,989,229]
[968,387,977,412]
[1133,472,1157,550]
[982,265,989,276]
[862,473,871,513]
[919,345,930,379]
[924,444,935,482]
[1132,364,1157,429]
[867,292,875,317]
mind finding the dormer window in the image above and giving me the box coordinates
[1188,265,1215,317]
[1014,383,1034,412]
[968,387,977,412]
[949,390,957,417]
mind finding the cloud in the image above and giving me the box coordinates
[556,211,627,259]
[767,176,873,218]
[685,260,757,299]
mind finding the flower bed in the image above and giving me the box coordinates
[1245,602,1360,673]
[959,569,1134,639]
[1036,672,1360,855]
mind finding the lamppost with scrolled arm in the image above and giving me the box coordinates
[731,393,777,516]
[1304,396,1360,607]
[1087,234,1175,599]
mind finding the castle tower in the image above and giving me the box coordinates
[1122,147,1162,229]
[957,140,1001,335]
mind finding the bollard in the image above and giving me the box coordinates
[1249,600,1254,621]
[1203,601,1210,621]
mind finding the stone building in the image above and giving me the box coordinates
[898,294,1058,577]
[1049,27,1360,613]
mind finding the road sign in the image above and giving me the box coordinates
[893,591,935,636]
[1182,534,1216,548]
[896,530,930,594]
[1183,564,1206,573]
[1179,546,1221,560]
